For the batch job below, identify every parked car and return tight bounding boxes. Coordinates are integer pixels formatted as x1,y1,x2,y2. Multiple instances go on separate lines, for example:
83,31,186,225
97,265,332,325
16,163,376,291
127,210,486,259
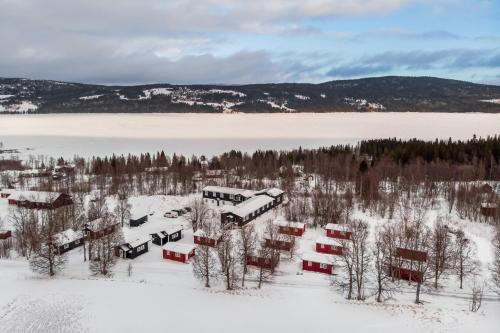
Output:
164,211,179,218
172,208,187,215
184,207,192,213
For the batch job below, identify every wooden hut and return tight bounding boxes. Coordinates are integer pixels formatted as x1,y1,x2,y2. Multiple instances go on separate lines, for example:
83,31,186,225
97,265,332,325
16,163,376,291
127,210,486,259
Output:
52,229,83,254
151,226,183,246
193,229,222,247
325,223,352,240
302,252,336,275
115,239,149,259
162,243,196,263
315,237,344,255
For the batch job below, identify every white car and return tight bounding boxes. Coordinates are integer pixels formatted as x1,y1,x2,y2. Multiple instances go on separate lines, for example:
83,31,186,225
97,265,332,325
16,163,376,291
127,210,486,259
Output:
164,211,179,218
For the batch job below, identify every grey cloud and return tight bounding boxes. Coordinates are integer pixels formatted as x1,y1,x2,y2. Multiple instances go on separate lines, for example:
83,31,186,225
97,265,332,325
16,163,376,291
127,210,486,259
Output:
327,49,500,78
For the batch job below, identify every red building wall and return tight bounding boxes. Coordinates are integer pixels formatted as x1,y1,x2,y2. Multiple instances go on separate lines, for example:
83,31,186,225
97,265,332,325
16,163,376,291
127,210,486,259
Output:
302,260,334,275
194,235,220,247
278,226,305,237
315,243,343,255
163,249,195,263
326,229,351,240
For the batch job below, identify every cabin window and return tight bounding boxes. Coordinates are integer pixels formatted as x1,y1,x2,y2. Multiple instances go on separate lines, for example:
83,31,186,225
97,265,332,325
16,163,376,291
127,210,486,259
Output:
308,261,312,267
137,245,145,252
165,250,170,256
63,244,69,249
75,239,80,245
319,263,327,269
175,252,181,258
229,194,234,200
320,243,324,249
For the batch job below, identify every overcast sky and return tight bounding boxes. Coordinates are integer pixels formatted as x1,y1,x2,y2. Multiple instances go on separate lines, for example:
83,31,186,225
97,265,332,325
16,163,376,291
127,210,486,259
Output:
0,0,499,85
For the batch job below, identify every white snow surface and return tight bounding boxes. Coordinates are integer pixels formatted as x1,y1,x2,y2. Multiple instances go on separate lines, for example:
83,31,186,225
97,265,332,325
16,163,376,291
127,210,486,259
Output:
294,94,310,100
0,101,38,113
79,94,103,100
480,99,500,104
0,194,499,332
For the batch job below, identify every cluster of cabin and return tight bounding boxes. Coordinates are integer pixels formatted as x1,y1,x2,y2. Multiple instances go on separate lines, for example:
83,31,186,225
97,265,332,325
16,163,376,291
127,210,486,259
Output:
202,186,284,226
389,247,428,283
302,223,351,275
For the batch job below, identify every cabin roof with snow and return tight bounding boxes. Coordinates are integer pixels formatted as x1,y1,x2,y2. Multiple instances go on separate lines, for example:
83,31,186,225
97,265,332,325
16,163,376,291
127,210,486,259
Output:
163,225,183,235
193,229,221,238
223,195,275,217
316,236,343,247
203,185,257,198
266,188,284,197
302,252,337,265
325,223,350,232
8,190,65,203
0,188,17,195
53,229,81,245
128,237,150,248
163,242,195,255
274,220,305,229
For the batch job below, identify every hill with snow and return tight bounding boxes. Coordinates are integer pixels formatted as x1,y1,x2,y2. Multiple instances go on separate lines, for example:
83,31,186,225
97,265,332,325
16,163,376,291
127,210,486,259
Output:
1,76,499,113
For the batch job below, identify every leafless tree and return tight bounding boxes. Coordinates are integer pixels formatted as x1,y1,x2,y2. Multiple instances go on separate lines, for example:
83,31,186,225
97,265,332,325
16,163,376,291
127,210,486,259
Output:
217,229,238,290
350,219,370,300
89,211,124,276
492,227,500,294
373,225,396,302
237,224,257,287
469,280,484,312
429,218,453,289
188,198,210,231
29,212,66,276
453,229,478,289
337,237,355,300
114,195,131,228
193,221,220,288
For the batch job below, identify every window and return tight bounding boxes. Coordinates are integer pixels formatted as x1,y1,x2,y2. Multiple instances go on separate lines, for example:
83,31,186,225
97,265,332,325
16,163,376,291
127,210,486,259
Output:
75,239,80,245
229,194,234,200
308,261,312,267
319,263,327,269
175,252,181,258
63,244,69,249
165,250,170,256
320,244,324,249
136,245,145,252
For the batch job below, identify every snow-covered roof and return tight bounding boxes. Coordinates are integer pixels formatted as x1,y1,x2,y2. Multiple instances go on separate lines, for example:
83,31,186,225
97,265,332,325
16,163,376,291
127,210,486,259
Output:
302,252,337,265
8,190,64,203
325,223,350,232
193,229,221,238
85,218,103,231
164,225,183,235
223,195,275,217
128,237,150,248
163,242,196,255
266,188,284,197
316,236,343,247
274,220,305,229
53,229,81,245
0,188,17,195
202,186,257,197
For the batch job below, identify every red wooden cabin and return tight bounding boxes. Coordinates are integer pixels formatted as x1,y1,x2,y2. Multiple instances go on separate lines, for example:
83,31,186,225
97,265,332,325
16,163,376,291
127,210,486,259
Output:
246,253,280,270
163,243,196,263
7,191,72,209
274,220,305,237
480,203,497,217
389,264,423,283
315,237,344,255
302,252,336,275
325,223,352,240
390,247,428,283
193,229,222,247
264,237,293,252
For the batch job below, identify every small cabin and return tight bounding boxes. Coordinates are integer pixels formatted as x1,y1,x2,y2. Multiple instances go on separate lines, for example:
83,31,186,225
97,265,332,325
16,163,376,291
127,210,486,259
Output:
115,239,149,259
193,229,222,247
151,227,183,246
264,237,293,252
302,252,336,275
162,243,196,263
390,247,428,283
246,252,280,270
129,214,148,227
325,223,352,240
274,220,305,237
52,229,83,254
480,203,497,217
0,230,12,240
7,191,73,209
315,237,344,255
83,218,120,240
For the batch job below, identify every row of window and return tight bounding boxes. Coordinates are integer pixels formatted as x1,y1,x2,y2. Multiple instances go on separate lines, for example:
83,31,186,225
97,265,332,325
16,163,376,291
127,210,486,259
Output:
306,261,328,269
164,250,182,258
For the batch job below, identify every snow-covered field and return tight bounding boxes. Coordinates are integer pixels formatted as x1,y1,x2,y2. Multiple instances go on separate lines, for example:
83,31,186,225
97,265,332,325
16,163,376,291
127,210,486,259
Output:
0,194,499,333
1,112,500,158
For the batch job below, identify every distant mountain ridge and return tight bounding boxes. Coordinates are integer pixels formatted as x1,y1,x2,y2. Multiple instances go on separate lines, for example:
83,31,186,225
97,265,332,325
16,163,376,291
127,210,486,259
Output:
1,76,499,113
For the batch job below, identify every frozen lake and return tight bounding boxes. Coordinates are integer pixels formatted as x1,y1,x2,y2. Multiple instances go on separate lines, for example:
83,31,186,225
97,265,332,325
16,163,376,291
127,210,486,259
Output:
1,112,499,158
